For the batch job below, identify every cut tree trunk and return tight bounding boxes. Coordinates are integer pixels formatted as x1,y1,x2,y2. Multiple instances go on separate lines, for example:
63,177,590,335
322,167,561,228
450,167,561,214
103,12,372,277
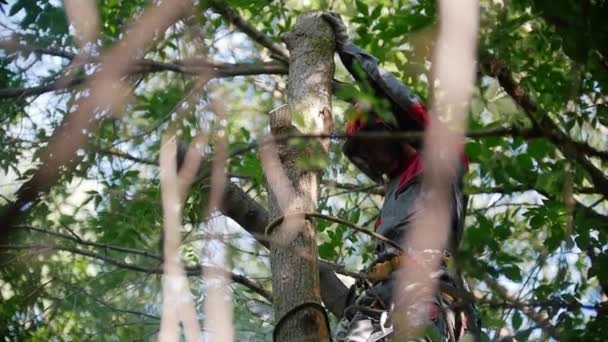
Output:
265,10,335,342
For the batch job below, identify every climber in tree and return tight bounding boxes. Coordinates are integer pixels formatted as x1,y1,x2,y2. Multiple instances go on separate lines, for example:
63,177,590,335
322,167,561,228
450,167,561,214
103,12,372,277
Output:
323,12,473,342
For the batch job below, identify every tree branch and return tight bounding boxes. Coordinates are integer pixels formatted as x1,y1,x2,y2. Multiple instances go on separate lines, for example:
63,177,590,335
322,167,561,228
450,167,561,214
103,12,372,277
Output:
16,224,162,260
58,279,161,320
265,212,403,252
0,76,86,99
0,40,78,59
324,180,600,197
95,147,158,165
0,59,287,99
481,55,608,198
210,3,290,63
468,185,599,195
0,243,271,302
213,127,545,164
484,276,561,339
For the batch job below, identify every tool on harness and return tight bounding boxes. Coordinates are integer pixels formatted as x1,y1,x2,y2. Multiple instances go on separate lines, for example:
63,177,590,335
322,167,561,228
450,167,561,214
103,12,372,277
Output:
366,249,453,283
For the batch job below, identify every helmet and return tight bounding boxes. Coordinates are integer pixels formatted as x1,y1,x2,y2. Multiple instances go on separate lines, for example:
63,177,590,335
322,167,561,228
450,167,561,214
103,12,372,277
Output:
342,104,398,183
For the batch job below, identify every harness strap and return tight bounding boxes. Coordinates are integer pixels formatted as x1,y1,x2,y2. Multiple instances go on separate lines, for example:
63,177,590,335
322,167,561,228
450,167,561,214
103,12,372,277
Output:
273,302,331,341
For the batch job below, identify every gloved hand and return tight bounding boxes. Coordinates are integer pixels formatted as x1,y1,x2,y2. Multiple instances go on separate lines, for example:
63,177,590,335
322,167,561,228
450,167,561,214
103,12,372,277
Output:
321,11,350,50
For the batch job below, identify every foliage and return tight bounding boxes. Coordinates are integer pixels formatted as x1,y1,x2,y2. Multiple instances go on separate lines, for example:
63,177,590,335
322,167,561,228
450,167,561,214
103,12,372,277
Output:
1,0,607,340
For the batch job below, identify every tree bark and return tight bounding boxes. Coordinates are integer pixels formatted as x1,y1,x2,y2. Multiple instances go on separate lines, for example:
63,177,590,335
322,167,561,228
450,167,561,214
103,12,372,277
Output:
265,11,334,342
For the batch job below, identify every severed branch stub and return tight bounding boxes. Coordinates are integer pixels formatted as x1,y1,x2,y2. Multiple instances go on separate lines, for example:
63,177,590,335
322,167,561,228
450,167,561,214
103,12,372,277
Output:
263,10,335,342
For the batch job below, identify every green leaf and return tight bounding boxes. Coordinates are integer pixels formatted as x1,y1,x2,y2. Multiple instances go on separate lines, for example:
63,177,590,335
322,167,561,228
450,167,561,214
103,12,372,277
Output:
370,6,382,20
529,214,544,229
503,265,522,282
40,6,69,35
512,311,523,330
422,325,442,342
319,242,337,260
355,0,368,16
493,97,519,114
515,329,532,341
8,0,25,16
465,142,481,159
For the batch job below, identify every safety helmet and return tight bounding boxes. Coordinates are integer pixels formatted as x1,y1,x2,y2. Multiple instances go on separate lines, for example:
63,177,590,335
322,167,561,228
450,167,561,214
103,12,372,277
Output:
342,104,399,183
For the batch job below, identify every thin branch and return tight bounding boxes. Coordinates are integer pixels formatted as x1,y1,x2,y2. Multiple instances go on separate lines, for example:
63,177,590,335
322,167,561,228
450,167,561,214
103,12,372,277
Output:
265,212,403,253
446,281,602,314
1,43,77,59
1,40,288,75
484,276,560,339
197,265,272,303
93,126,548,172
324,181,600,197
0,60,287,99
16,225,162,260
1,243,161,274
95,147,157,165
0,243,271,302
468,185,599,195
224,127,544,162
567,139,608,161
0,76,86,99
59,280,161,320
210,3,290,63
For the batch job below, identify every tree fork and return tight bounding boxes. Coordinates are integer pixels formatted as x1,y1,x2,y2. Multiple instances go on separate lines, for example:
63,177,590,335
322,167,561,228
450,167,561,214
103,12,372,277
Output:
266,11,335,342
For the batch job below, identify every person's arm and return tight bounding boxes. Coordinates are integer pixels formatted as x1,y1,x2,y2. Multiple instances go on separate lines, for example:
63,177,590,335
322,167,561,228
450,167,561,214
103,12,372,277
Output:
338,43,429,132
322,12,428,133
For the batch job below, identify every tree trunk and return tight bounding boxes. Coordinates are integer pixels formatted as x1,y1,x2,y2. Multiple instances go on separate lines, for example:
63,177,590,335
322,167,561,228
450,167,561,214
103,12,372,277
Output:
220,183,351,318
265,11,334,342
